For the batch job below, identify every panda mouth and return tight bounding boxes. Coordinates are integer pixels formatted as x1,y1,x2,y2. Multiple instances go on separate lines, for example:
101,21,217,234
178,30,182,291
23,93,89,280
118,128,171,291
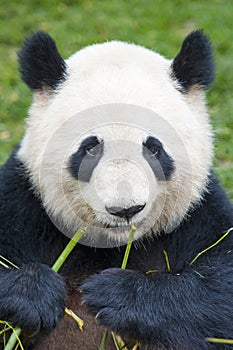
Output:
105,223,131,229
105,219,143,230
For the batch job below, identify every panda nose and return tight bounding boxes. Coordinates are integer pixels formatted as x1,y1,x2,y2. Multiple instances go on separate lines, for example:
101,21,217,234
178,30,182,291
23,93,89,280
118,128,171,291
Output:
106,204,145,220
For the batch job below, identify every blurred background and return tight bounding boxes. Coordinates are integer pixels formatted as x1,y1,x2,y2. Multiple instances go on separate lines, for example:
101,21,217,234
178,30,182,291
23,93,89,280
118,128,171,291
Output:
0,0,232,198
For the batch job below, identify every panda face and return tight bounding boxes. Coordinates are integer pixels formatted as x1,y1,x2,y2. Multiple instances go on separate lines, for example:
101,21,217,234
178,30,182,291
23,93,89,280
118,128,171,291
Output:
67,120,174,230
17,31,214,247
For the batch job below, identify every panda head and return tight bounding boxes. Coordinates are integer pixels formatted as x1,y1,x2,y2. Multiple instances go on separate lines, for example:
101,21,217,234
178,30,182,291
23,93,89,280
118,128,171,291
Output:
17,30,214,247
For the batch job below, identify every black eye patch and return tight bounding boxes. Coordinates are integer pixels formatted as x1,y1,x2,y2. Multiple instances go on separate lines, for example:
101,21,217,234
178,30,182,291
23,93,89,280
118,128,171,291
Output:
143,136,175,180
68,136,104,182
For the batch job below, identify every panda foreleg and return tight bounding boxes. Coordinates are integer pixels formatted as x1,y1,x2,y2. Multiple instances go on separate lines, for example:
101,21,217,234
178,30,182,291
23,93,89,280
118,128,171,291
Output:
81,260,233,349
0,262,66,332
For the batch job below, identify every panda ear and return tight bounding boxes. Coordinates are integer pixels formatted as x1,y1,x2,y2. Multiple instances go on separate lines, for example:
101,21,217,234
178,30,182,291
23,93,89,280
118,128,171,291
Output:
18,31,67,91
171,30,215,91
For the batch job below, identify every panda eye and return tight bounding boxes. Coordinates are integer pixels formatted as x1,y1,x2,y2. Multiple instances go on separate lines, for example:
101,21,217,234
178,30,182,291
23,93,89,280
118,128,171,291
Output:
143,137,162,157
69,135,104,182
148,147,159,157
81,136,102,158
86,146,98,157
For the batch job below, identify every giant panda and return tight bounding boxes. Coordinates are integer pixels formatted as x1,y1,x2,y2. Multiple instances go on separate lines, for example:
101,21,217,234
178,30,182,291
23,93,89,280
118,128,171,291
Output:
0,30,233,350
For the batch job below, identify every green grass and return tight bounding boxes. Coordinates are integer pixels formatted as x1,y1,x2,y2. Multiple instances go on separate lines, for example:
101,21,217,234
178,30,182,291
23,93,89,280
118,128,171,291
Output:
0,0,232,198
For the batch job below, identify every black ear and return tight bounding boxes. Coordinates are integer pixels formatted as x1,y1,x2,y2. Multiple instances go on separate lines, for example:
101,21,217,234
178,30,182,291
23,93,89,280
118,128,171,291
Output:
18,31,67,90
171,30,215,91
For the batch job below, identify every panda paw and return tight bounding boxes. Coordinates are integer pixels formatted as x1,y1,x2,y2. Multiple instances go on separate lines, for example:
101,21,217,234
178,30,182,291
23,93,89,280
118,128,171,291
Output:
0,263,66,332
81,268,146,338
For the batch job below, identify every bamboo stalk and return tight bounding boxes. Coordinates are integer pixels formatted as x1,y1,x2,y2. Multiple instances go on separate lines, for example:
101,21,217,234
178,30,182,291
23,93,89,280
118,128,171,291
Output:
52,229,86,272
3,326,23,350
190,227,233,265
99,329,109,350
206,337,233,344
163,250,171,272
121,225,136,269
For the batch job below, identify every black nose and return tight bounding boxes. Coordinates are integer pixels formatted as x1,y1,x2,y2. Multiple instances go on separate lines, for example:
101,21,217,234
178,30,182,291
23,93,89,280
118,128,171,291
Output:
106,204,145,220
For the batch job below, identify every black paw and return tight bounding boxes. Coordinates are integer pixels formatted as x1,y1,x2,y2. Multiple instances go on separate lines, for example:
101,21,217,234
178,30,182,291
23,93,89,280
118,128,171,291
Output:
81,268,146,338
0,263,66,332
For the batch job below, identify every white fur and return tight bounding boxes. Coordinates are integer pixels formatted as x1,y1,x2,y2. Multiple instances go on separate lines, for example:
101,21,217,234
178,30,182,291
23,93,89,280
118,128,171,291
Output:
18,41,213,247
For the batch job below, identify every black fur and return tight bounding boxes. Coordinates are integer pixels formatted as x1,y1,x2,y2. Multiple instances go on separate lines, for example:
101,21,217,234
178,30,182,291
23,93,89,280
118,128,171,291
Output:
0,149,233,349
172,30,215,91
0,263,66,331
143,136,175,180
18,31,67,90
69,136,104,182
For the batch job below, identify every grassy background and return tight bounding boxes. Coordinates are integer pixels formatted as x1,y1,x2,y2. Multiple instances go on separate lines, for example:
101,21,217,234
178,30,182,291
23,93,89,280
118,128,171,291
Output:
0,0,232,198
